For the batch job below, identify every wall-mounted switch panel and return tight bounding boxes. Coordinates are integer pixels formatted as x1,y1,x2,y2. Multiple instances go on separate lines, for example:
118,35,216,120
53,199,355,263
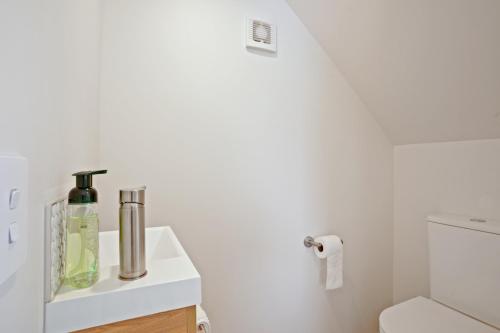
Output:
0,155,28,285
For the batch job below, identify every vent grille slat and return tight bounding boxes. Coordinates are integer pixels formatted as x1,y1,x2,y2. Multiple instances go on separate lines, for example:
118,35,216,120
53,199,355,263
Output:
246,18,277,52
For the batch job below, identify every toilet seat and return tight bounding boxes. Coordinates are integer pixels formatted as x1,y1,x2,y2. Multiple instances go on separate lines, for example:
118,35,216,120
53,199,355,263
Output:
379,297,499,333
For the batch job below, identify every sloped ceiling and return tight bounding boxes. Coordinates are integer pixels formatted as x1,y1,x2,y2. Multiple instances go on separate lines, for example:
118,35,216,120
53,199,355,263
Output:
287,0,500,144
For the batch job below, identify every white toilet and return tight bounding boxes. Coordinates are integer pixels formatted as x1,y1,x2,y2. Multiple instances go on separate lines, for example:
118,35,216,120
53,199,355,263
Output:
380,213,500,333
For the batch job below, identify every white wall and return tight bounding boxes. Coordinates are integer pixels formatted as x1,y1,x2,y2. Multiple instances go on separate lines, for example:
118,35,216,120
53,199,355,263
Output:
0,1,101,331
394,139,500,303
287,0,500,145
99,1,393,332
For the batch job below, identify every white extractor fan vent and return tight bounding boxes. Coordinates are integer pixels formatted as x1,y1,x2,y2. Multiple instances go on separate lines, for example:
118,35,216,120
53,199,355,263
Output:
246,18,277,53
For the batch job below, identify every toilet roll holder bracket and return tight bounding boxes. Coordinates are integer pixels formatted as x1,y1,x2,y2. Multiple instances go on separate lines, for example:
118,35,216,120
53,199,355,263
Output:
304,236,343,253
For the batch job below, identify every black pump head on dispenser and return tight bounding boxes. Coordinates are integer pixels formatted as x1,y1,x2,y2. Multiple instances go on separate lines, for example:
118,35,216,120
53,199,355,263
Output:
68,170,107,204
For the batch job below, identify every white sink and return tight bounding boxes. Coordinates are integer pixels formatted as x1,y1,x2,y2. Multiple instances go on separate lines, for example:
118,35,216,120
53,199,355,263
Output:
44,226,201,333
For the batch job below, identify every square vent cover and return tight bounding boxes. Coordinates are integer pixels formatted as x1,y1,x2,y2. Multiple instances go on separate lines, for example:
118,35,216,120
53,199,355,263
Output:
246,18,277,53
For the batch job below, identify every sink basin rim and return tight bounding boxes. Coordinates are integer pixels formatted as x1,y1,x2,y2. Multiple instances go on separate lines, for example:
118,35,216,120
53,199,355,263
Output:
44,226,201,332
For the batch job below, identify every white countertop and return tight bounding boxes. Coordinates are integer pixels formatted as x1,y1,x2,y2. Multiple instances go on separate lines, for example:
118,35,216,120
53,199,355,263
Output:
44,226,201,332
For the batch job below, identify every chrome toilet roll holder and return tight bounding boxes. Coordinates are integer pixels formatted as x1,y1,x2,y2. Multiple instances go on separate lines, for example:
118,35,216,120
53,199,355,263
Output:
304,236,343,252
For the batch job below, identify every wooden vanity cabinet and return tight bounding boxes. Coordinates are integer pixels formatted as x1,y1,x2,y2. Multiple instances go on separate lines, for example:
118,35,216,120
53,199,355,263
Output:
74,306,196,333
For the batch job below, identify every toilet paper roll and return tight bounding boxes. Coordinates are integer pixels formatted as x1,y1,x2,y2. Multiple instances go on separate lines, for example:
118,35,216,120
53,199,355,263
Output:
313,235,343,290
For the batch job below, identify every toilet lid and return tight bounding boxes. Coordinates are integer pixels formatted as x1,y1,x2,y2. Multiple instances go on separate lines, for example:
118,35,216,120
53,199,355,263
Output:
379,297,499,333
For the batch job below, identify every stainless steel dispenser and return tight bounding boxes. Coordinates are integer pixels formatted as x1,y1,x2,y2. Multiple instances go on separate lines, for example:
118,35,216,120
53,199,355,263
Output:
119,186,147,280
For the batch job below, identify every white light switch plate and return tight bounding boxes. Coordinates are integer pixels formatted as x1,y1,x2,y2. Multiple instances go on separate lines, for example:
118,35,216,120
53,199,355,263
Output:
0,155,28,285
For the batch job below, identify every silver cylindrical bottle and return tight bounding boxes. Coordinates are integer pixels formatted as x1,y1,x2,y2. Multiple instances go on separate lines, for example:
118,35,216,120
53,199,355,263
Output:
119,186,147,280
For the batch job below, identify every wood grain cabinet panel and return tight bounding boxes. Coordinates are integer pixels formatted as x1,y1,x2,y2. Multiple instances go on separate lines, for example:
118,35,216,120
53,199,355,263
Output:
75,306,196,333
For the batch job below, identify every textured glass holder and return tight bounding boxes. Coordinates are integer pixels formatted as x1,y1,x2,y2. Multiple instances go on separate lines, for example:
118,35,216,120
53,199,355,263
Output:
44,199,66,302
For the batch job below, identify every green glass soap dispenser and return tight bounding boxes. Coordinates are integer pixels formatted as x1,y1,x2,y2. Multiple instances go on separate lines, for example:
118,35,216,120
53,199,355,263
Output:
65,170,107,288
